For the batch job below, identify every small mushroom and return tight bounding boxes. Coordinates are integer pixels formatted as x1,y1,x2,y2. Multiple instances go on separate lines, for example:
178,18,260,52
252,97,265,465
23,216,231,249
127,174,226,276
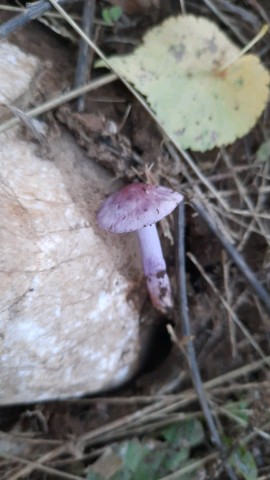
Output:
97,183,183,313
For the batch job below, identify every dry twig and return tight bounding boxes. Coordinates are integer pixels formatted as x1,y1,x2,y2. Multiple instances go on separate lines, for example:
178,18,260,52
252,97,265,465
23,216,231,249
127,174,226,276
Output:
175,202,237,480
187,251,269,363
0,0,79,38
0,73,117,133
74,0,96,112
191,200,270,313
222,252,237,357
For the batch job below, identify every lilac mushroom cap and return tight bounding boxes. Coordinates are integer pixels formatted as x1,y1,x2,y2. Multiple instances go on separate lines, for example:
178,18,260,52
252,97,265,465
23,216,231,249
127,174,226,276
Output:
97,183,184,313
97,183,183,233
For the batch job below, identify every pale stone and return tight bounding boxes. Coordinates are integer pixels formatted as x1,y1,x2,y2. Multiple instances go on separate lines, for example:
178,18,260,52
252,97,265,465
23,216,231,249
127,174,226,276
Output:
0,43,143,404
0,42,38,104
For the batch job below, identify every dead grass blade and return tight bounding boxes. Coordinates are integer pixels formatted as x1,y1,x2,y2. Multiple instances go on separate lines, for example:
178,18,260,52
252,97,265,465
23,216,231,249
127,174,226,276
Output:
191,200,270,312
202,0,248,44
1,446,67,480
0,453,84,480
222,252,237,357
3,356,270,479
222,148,270,248
187,251,270,364
159,452,218,480
0,73,117,133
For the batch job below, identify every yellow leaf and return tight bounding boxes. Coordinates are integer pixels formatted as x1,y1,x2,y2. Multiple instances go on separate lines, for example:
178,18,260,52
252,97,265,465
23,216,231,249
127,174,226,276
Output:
103,15,270,151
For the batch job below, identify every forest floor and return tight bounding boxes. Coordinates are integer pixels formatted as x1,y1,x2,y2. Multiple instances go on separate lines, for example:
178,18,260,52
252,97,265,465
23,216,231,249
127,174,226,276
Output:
0,0,270,479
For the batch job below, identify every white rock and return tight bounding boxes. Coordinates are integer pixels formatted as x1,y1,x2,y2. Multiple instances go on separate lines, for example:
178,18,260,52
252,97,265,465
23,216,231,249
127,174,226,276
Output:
0,43,143,404
0,42,38,104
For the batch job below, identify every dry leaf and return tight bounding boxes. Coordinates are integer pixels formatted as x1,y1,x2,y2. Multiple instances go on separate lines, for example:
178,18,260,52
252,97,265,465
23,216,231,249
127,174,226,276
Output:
101,15,270,151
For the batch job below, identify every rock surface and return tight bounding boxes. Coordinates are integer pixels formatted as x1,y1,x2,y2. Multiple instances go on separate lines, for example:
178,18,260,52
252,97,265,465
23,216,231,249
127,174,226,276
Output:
0,43,143,404
0,41,38,104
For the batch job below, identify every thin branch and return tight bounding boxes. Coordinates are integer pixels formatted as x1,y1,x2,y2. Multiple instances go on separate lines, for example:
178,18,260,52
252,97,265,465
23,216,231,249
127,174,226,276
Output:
222,148,270,248
166,143,270,312
0,0,79,39
202,0,248,45
187,251,269,364
222,252,237,357
5,355,270,479
77,399,167,450
0,4,79,18
74,0,96,112
0,453,83,480
179,0,187,15
211,204,268,240
192,199,270,313
2,447,67,480
176,203,220,443
0,73,117,133
175,202,237,480
159,452,218,480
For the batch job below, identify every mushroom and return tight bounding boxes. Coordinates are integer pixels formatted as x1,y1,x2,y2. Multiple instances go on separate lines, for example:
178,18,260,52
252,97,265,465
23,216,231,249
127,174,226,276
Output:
97,183,183,313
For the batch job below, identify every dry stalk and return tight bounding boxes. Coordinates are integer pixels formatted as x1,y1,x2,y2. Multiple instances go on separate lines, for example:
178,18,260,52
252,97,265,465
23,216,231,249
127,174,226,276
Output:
2,356,270,479
2,446,70,480
202,0,248,44
0,453,84,480
159,452,218,480
211,205,267,239
222,149,270,248
187,251,270,363
74,0,96,112
222,251,237,358
0,73,117,133
0,0,79,38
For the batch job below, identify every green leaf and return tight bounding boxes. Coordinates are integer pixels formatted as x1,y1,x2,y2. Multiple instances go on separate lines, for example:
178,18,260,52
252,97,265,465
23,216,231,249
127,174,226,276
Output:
162,448,190,471
112,440,165,480
145,448,167,472
99,15,270,151
87,448,123,480
160,419,205,448
87,472,104,480
229,446,257,480
225,401,250,423
132,462,157,480
179,419,205,447
102,6,122,25
161,423,181,444
111,469,130,480
256,139,270,162
119,439,148,473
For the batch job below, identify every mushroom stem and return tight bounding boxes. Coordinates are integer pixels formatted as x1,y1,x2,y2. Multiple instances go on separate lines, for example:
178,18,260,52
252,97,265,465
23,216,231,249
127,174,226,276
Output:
137,224,173,313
